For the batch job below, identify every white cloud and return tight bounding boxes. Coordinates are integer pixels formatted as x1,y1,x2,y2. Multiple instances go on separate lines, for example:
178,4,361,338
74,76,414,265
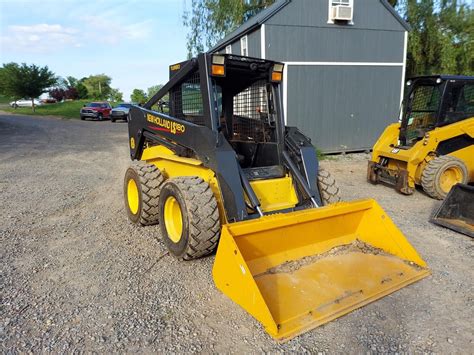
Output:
0,19,152,53
0,23,80,53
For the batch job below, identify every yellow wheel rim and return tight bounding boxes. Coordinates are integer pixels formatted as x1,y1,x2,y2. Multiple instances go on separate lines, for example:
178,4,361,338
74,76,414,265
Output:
439,167,463,193
164,196,183,243
127,179,139,215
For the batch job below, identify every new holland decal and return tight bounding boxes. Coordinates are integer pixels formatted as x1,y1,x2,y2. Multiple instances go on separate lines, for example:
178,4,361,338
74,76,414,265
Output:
146,114,185,135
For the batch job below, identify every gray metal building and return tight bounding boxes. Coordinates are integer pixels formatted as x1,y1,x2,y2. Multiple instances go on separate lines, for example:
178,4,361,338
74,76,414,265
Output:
211,0,409,153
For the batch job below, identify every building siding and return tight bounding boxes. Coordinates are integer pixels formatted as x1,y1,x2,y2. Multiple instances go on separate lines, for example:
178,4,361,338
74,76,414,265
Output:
286,65,402,152
267,0,406,32
265,25,404,63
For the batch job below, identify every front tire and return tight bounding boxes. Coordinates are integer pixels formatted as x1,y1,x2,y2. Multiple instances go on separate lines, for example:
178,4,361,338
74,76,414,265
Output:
124,161,164,225
158,177,220,260
421,155,468,199
98,113,103,121
317,169,341,205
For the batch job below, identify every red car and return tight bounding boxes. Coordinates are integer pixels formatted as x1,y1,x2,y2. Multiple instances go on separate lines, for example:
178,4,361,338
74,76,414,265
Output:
80,102,112,121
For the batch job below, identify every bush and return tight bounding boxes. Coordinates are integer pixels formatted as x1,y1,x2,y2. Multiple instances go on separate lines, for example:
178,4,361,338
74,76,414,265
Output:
49,88,65,102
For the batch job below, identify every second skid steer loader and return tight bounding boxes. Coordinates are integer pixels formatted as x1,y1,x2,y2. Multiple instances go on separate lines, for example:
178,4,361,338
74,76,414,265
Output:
368,75,474,199
123,54,429,341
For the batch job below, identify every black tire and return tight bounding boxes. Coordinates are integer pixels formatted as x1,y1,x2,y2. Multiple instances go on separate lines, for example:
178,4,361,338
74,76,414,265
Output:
158,177,220,260
317,169,341,205
421,155,468,199
111,118,116,123
12,103,18,109
124,161,164,225
80,115,85,120
98,113,103,121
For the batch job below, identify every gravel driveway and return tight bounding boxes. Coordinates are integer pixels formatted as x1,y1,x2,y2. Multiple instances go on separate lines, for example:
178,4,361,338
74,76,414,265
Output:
1,113,473,353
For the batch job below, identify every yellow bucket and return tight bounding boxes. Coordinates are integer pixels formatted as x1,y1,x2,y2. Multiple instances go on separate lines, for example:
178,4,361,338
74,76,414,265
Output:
212,199,429,341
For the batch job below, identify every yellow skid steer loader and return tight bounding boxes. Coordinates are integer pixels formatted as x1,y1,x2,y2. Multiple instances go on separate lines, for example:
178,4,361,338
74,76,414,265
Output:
368,75,474,199
124,54,429,341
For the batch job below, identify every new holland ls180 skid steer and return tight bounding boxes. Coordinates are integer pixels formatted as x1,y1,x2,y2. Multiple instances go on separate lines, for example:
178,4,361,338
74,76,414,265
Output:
368,75,474,199
123,54,429,341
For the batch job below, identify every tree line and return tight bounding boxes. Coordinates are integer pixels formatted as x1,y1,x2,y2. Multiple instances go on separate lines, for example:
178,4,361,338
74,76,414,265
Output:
183,0,473,77
0,62,124,111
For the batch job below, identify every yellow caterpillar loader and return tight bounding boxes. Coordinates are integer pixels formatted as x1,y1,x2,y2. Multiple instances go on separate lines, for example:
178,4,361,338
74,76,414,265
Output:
368,75,474,199
124,54,429,341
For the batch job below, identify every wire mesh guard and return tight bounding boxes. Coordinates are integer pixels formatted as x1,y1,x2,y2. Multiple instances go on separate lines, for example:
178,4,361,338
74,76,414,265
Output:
171,72,205,125
406,84,440,143
232,80,273,143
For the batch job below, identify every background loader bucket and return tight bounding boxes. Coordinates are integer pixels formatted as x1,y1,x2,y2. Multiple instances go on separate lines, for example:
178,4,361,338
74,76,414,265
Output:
212,199,429,341
431,183,474,238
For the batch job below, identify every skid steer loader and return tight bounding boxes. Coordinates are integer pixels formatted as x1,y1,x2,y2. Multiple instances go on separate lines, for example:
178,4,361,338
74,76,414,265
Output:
123,54,429,341
368,75,474,199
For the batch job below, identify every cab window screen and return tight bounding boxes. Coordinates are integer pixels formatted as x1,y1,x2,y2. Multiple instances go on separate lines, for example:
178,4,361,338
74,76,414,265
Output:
442,83,474,124
170,71,204,125
232,80,274,143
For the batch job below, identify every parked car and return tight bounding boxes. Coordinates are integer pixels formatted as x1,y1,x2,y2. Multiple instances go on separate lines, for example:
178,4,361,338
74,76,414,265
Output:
110,103,133,122
80,102,112,121
10,99,43,108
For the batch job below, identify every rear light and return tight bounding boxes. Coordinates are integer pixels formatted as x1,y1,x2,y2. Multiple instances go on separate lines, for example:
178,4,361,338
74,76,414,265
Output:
211,55,226,76
270,63,284,82
271,72,282,81
212,64,225,76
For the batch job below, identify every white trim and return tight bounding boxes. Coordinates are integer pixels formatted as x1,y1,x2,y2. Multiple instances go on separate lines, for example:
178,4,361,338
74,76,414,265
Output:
240,35,248,56
400,31,408,106
283,64,288,124
260,24,266,59
284,61,404,66
225,45,232,54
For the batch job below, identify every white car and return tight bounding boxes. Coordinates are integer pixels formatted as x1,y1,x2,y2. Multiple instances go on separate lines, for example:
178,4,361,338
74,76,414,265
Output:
10,99,43,108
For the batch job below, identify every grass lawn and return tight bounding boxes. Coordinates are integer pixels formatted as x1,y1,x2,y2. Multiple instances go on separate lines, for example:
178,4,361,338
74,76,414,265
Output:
3,100,89,119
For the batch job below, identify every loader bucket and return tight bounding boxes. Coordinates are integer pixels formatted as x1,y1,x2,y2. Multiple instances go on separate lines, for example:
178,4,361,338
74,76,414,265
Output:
431,183,474,238
212,199,429,341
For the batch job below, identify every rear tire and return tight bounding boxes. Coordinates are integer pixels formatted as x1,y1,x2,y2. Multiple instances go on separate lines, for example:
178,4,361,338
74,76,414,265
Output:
317,169,341,205
111,118,116,123
158,177,220,260
421,155,468,200
124,161,164,225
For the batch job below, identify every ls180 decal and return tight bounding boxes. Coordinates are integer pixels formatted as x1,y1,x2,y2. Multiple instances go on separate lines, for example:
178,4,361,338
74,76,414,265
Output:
146,114,185,135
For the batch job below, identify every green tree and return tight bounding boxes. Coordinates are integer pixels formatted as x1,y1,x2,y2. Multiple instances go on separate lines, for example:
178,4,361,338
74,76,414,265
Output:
75,82,89,99
82,74,112,100
109,88,123,102
183,0,275,56
130,89,147,104
147,84,164,99
0,63,57,111
393,0,473,76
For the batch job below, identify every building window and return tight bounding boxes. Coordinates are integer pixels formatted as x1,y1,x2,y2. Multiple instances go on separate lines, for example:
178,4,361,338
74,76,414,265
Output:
328,0,354,24
225,45,232,54
240,35,248,56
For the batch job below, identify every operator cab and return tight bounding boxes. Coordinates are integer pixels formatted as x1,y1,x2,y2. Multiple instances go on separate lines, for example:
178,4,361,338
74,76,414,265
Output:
400,75,474,146
167,54,286,180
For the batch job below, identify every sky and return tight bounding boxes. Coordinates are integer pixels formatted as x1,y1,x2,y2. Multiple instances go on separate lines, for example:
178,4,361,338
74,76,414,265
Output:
0,0,189,100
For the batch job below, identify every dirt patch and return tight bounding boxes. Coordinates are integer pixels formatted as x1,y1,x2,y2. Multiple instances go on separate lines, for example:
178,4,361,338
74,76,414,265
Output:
255,240,425,278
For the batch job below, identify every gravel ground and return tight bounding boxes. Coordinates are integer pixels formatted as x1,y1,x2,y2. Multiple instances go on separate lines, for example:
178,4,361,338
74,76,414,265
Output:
1,113,473,353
